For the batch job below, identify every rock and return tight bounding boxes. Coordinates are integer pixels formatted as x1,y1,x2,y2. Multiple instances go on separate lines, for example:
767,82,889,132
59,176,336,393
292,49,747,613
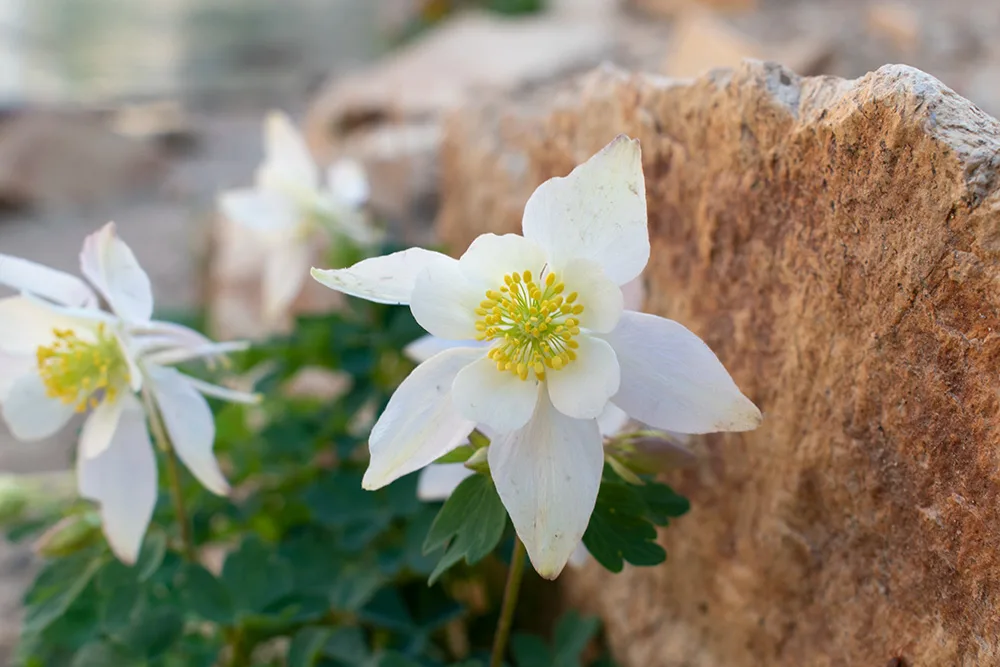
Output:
625,0,756,18
0,111,163,212
437,61,1000,665
664,11,835,78
866,2,922,54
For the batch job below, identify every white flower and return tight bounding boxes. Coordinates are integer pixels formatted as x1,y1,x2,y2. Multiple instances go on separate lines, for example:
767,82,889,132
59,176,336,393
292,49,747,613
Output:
218,111,379,323
0,223,258,564
311,135,761,578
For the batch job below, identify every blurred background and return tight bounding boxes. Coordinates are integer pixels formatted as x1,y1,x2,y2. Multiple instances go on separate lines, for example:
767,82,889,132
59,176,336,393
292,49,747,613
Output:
0,0,996,661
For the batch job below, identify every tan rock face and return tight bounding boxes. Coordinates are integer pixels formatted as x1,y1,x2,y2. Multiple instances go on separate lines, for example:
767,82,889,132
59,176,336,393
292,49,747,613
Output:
437,61,1000,666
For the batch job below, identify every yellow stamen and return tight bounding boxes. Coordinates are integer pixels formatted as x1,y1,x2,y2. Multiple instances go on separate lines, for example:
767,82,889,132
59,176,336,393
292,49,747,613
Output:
35,324,129,412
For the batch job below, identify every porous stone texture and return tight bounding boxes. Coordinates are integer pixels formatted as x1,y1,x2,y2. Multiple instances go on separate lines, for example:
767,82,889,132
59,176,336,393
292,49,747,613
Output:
437,61,1000,666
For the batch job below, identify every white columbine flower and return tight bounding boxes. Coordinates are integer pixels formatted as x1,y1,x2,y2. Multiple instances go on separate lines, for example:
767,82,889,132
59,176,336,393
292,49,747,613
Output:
218,111,379,323
0,223,258,563
311,135,761,578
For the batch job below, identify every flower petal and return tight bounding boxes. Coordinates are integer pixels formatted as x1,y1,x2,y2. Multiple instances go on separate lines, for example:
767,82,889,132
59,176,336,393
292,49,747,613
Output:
404,335,484,364
327,159,370,208
620,275,645,312
263,240,311,324
489,392,603,579
311,248,454,305
0,352,33,402
1,372,75,441
79,397,124,459
0,296,95,353
80,222,154,323
568,542,591,569
218,188,298,232
560,259,623,334
77,392,157,564
0,254,97,307
363,346,482,489
409,257,483,339
458,233,547,290
596,402,630,436
546,335,619,419
260,111,318,189
452,354,540,432
602,311,762,433
521,135,648,285
146,365,229,495
416,463,474,502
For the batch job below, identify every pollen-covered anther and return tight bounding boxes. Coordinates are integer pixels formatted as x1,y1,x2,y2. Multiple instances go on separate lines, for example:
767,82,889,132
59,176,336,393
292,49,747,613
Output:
35,324,130,412
474,269,584,381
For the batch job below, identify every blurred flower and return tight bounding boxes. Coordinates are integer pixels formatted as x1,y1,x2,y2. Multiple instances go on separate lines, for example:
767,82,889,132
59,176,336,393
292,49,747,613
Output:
218,111,380,324
312,135,761,578
0,222,258,563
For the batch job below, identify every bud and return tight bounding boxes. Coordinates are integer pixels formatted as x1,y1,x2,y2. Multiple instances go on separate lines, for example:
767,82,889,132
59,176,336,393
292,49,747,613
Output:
34,513,103,558
463,447,490,475
604,430,697,478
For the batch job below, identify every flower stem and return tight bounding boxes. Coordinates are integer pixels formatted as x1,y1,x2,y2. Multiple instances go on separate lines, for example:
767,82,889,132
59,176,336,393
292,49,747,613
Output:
490,536,527,667
142,388,196,561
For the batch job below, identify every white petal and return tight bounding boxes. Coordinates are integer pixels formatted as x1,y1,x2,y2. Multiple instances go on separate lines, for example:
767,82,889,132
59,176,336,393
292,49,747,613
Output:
311,248,454,305
182,375,261,405
560,259,623,334
0,254,97,308
546,335,619,419
596,402,630,436
409,257,482,340
451,354,540,432
603,311,762,433
620,275,645,312
0,352,33,402
403,335,483,364
568,542,591,569
260,111,318,189
521,135,648,285
141,340,250,367
363,347,482,489
416,464,474,502
218,188,298,232
80,222,154,323
0,296,95,353
146,366,229,495
489,392,603,579
77,392,157,564
457,234,547,290
1,373,75,441
79,397,124,458
327,159,369,208
263,240,312,323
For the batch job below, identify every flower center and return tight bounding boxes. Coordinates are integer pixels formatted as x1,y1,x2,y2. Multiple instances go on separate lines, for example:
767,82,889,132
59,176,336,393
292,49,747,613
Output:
36,324,130,412
475,270,585,381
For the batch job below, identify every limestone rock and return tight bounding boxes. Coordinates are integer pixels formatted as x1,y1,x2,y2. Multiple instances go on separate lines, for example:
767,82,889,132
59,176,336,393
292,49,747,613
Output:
437,61,1000,666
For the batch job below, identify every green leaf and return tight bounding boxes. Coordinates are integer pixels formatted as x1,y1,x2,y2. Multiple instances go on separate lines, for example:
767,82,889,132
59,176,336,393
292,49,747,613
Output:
378,652,422,667
422,474,507,585
22,551,106,635
552,611,600,665
221,536,294,615
433,445,476,464
119,605,184,658
322,626,371,664
99,581,141,635
328,563,385,611
176,563,234,624
70,641,140,667
582,482,666,573
135,530,168,581
288,627,332,667
510,635,552,667
635,482,690,526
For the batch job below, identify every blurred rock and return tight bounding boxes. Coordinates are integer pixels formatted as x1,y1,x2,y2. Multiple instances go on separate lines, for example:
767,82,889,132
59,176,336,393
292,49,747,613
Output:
0,111,163,213
625,0,755,18
109,100,200,156
867,2,922,54
437,61,1000,665
664,11,835,78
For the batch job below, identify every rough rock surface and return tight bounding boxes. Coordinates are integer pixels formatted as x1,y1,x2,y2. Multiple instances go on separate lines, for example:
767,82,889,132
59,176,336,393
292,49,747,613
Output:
437,61,1000,666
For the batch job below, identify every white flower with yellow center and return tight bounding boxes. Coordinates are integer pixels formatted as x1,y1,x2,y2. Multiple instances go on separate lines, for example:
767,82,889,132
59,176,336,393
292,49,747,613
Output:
311,135,762,578
0,223,257,564
218,111,379,323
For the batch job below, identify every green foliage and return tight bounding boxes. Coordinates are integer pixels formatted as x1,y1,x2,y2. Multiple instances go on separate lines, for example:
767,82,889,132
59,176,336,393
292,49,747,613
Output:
582,467,690,573
511,611,601,667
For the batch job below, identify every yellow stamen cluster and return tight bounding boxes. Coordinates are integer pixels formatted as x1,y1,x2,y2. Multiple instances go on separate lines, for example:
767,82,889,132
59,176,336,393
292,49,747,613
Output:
36,324,129,412
475,269,585,381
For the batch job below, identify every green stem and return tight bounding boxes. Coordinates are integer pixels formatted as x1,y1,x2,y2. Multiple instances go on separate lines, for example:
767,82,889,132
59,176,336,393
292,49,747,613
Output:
490,537,527,667
142,388,196,561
